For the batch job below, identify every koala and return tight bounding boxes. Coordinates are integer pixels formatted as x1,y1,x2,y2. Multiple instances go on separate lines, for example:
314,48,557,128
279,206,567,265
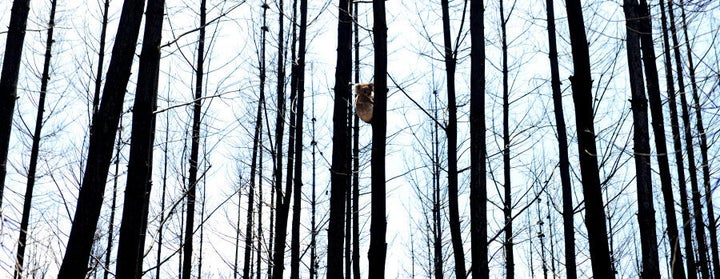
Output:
354,83,374,123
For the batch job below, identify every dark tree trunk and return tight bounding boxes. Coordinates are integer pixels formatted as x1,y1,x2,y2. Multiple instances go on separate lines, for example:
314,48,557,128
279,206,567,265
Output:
0,0,31,207
289,0,308,276
635,0,686,277
104,120,123,279
440,0,466,276
156,93,171,279
667,1,710,277
114,0,165,275
58,0,146,275
499,1,513,278
244,5,269,275
352,4,361,279
545,1,577,278
92,0,110,116
679,2,720,276
432,89,443,279
310,80,317,279
623,2,661,277
368,0,387,276
181,0,207,276
327,0,352,277
658,1,696,277
13,1,57,276
562,1,615,278
470,0,488,278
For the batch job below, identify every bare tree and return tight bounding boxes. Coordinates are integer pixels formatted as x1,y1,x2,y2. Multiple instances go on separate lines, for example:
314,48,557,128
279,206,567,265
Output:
563,0,614,277
470,0,487,277
58,0,146,275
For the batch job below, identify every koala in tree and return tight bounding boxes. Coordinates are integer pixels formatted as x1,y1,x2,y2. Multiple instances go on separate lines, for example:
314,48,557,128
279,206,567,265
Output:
354,83,374,123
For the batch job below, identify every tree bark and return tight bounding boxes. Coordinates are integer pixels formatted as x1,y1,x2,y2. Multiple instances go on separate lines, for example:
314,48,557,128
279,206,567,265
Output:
0,0,32,207
563,1,615,278
352,4,361,279
545,1,577,278
499,1,514,277
13,1,57,276
57,0,146,275
623,2,661,277
114,0,165,275
327,0,352,276
440,0,466,276
181,0,206,276
658,0,696,277
368,0,387,276
679,2,720,276
289,0,308,276
470,0,488,278
634,0,687,277
667,1,710,277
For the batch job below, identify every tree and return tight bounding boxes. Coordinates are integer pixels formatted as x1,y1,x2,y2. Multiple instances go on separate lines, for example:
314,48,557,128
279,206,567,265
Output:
114,0,165,275
499,1,514,277
544,0,576,277
667,1,710,277
327,0,353,276
622,1,660,277
440,0,466,276
181,0,207,276
58,0,146,275
0,0,32,207
470,0,487,277
635,0,686,277
658,0,696,277
368,0,387,276
13,0,57,276
563,0,614,277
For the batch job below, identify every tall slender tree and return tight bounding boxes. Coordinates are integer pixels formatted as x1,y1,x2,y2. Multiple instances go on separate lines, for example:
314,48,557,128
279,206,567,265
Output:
679,2,720,276
58,0,147,275
114,0,165,275
470,0,488,278
563,0,614,277
658,0,696,277
327,0,353,276
352,3,361,279
289,0,308,276
0,0,32,207
622,1,660,277
499,1,514,277
182,0,207,276
368,0,387,276
634,0,686,277
440,0,466,276
13,0,57,276
545,0,576,277
667,1,710,277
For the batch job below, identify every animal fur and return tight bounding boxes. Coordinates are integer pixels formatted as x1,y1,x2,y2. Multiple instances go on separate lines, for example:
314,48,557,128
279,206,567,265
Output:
354,83,374,123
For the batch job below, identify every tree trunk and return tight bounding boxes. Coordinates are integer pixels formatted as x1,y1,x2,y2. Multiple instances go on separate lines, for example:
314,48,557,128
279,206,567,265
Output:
634,0,686,277
623,2,661,277
13,1,57,275
432,89,443,279
470,0,488,278
658,1,696,277
327,0,352,276
563,1,615,278
181,0,206,276
667,1,710,277
58,0,146,275
352,3,361,279
156,93,171,279
114,0,165,275
310,77,318,279
679,2,720,276
244,5,269,274
545,1,577,278
499,1,514,278
289,0,308,276
440,0,466,276
368,0,387,276
92,0,110,116
0,0,31,207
